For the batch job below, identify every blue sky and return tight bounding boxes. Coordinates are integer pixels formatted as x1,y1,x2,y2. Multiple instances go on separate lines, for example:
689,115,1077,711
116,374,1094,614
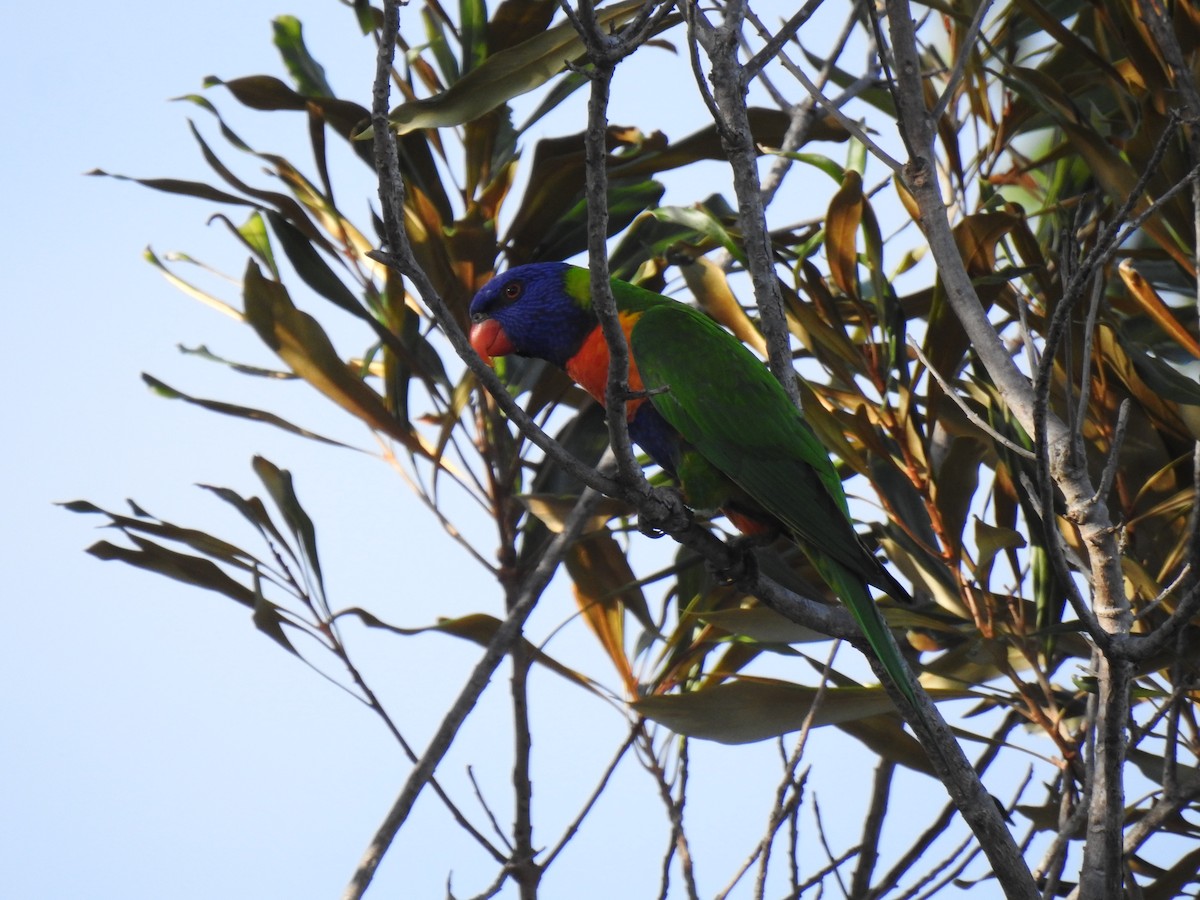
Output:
3,4,1048,898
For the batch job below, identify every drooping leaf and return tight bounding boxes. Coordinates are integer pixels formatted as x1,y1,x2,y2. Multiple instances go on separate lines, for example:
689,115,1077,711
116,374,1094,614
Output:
341,609,601,694
826,169,865,300
677,254,768,357
634,677,930,749
142,374,356,448
241,260,450,465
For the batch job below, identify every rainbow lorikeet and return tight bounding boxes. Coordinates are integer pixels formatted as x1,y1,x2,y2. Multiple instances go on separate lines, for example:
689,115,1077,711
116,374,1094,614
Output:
469,262,917,704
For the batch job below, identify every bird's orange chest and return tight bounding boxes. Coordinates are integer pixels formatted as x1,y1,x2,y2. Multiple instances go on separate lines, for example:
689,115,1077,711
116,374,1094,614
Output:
564,313,648,422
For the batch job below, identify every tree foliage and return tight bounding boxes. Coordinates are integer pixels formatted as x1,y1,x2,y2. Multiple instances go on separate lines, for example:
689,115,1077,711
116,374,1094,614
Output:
73,1,1200,898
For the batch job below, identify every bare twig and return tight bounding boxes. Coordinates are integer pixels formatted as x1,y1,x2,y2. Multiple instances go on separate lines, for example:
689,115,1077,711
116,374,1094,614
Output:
340,487,607,899
467,765,514,853
1090,399,1131,509
777,847,859,900
685,0,802,404
907,337,1037,460
646,731,700,900
541,726,639,871
509,633,538,897
811,794,854,897
715,641,838,900
1071,276,1107,468
850,760,895,898
745,2,868,207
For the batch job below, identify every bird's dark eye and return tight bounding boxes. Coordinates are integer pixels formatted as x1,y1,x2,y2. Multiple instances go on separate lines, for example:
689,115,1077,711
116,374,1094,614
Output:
503,281,523,302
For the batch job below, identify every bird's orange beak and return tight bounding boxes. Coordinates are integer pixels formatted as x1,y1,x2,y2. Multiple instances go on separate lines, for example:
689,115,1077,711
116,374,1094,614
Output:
469,318,515,366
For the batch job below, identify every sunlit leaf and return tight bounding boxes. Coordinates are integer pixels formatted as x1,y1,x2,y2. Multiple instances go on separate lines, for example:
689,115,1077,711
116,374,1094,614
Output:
241,261,451,466
677,254,768,357
1117,260,1200,361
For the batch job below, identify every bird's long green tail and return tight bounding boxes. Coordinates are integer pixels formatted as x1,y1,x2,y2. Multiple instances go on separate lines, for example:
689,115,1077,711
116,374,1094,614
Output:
813,554,917,707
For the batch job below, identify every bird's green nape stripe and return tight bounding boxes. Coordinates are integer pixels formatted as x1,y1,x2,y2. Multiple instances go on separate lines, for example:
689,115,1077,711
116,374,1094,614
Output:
562,267,594,308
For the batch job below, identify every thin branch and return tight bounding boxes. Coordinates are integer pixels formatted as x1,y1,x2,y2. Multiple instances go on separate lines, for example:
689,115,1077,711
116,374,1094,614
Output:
743,0,823,79
811,794,854,898
871,713,1020,899
646,731,700,900
779,847,859,899
1071,276,1107,468
850,760,895,898
907,337,1037,459
578,56,643,488
746,2,870,208
541,725,639,871
1033,777,1085,899
339,485,607,900
509,628,538,898
1090,399,1131,509
716,641,838,900
685,0,801,404
782,31,906,174
467,765,515,853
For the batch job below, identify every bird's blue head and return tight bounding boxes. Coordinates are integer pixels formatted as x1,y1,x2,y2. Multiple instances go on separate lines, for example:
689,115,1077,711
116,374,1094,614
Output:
468,262,597,369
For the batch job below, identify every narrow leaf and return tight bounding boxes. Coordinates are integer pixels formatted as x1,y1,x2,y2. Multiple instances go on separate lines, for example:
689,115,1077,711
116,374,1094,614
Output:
385,0,652,134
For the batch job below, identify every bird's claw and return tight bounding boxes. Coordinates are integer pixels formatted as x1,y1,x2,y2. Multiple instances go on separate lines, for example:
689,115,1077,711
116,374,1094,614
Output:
709,540,758,586
637,486,691,538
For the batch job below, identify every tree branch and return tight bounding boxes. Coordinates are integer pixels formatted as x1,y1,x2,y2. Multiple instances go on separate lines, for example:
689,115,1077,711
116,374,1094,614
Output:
685,0,801,404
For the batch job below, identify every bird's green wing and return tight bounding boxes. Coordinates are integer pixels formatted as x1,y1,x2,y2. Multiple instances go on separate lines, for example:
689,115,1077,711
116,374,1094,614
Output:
629,302,878,584
629,300,916,703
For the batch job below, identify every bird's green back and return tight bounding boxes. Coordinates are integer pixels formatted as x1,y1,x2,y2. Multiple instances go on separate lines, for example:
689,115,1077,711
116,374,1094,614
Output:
628,302,880,579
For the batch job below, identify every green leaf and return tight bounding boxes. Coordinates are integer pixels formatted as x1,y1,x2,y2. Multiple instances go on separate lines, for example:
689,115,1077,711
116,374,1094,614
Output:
532,180,665,263
652,205,743,262
760,149,845,183
973,518,1026,590
272,16,333,97
198,486,295,568
252,582,301,656
88,168,252,207
265,211,360,312
142,247,243,321
459,0,487,75
697,607,827,644
421,7,460,86
65,499,259,570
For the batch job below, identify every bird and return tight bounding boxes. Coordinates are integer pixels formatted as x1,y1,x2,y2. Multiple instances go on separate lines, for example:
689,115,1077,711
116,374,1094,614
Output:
468,261,918,705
